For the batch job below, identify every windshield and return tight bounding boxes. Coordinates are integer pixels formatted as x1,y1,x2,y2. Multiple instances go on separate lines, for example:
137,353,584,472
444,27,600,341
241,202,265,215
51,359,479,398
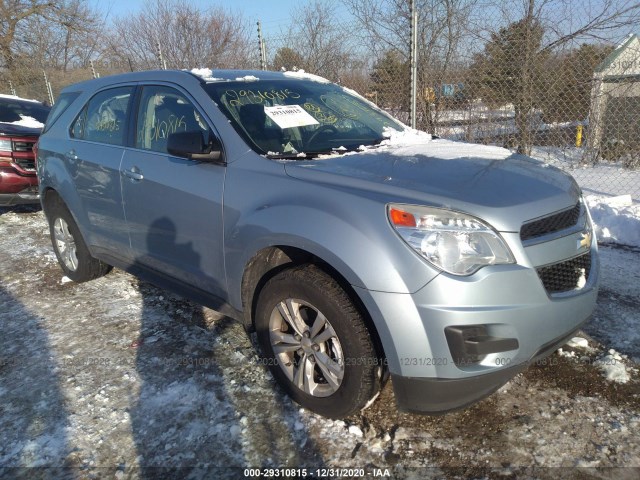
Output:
203,79,404,157
0,98,50,124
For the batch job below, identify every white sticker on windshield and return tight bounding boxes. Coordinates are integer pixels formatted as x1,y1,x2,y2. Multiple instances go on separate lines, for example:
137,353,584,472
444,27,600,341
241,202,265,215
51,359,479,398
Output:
264,105,319,129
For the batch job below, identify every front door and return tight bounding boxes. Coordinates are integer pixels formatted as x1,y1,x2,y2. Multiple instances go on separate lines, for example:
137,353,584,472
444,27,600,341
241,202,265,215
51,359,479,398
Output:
120,84,226,299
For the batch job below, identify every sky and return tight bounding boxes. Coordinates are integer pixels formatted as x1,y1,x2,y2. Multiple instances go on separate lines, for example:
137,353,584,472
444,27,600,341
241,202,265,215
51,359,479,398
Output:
93,0,353,38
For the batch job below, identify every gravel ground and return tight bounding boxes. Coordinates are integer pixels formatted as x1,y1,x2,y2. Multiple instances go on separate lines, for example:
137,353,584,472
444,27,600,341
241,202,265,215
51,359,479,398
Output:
0,205,639,479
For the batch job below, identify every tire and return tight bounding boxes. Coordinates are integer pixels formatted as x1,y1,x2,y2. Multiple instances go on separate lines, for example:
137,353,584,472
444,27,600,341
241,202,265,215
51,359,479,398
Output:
255,264,381,418
47,196,112,283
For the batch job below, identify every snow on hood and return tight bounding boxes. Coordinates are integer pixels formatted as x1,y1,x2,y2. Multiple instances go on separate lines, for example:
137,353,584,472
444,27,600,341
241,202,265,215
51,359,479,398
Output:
0,115,44,129
360,126,513,161
586,194,640,248
282,69,331,84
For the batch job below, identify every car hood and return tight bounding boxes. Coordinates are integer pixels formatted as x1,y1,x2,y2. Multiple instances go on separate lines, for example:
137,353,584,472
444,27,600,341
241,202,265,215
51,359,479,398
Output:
0,122,42,136
283,138,581,232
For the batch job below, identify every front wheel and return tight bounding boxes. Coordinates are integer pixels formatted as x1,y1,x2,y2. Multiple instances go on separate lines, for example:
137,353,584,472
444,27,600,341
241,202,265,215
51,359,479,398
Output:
255,265,382,418
47,196,111,282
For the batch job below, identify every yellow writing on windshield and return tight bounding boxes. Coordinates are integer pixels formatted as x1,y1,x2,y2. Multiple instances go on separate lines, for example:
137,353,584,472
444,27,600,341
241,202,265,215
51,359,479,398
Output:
302,102,338,124
227,89,301,107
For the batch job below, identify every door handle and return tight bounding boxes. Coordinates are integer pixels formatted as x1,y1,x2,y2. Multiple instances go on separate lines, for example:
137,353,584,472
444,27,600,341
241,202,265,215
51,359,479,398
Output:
65,150,77,161
123,167,144,181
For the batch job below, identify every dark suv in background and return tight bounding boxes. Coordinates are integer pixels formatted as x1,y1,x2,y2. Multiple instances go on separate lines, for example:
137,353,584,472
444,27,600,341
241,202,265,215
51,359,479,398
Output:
0,94,50,206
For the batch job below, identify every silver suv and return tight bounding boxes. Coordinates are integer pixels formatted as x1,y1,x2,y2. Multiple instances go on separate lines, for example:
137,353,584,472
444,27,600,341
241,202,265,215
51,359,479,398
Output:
37,69,599,418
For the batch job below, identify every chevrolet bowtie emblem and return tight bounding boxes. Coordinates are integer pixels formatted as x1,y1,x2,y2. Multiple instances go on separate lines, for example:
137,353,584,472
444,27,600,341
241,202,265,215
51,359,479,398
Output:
578,230,592,250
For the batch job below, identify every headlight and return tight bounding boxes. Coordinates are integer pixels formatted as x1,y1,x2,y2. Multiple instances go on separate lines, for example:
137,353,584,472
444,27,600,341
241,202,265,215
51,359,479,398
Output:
388,204,515,275
0,139,12,152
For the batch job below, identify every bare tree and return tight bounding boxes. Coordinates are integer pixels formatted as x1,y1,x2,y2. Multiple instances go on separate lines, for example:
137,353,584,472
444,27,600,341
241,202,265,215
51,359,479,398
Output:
467,0,640,154
15,0,103,72
346,0,476,131
105,0,253,71
281,0,357,81
1,0,104,100
0,0,60,70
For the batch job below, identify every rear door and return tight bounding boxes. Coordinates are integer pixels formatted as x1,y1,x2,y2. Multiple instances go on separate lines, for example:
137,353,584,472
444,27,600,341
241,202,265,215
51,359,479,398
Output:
67,85,135,256
120,84,226,299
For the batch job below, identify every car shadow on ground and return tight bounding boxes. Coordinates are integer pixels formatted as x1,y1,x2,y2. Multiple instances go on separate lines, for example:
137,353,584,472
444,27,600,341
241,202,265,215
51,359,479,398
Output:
129,217,325,477
0,285,72,478
0,204,41,216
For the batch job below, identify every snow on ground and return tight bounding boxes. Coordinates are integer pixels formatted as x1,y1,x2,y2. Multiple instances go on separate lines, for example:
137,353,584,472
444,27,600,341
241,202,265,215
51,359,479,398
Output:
0,144,639,479
586,195,640,248
532,146,640,203
595,350,634,384
0,206,639,477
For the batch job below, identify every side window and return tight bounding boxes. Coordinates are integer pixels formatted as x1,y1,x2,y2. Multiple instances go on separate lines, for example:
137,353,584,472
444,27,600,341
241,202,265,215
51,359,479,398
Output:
42,91,80,134
135,85,209,154
70,87,134,146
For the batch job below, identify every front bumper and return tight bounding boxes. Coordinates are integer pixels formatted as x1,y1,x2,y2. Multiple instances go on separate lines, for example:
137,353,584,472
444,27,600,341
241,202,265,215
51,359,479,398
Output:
354,240,599,414
0,186,40,206
0,169,39,206
391,323,585,414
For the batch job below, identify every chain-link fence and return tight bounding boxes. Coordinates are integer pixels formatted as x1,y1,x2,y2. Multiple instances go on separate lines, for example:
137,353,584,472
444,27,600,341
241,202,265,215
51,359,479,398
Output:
259,14,640,202
3,2,639,202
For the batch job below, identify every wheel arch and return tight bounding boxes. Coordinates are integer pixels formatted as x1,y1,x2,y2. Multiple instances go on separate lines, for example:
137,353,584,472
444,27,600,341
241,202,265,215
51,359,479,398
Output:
240,245,388,367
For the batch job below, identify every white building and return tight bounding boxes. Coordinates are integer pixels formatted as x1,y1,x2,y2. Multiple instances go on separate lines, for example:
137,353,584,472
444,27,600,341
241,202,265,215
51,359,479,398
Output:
588,34,640,166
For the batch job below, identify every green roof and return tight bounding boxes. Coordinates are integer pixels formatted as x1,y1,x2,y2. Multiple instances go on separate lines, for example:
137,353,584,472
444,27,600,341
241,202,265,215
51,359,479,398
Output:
595,34,638,74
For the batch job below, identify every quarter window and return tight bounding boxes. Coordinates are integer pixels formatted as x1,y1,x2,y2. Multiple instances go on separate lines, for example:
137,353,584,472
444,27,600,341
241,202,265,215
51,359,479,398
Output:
135,85,209,154
42,91,80,134
70,87,134,146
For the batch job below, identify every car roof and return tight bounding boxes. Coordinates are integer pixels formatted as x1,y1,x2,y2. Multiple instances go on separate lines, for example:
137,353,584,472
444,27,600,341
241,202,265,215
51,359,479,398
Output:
61,69,327,94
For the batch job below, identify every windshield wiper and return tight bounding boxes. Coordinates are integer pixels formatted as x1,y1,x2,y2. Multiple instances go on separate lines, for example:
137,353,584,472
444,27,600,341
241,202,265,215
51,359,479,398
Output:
266,151,338,160
266,141,386,160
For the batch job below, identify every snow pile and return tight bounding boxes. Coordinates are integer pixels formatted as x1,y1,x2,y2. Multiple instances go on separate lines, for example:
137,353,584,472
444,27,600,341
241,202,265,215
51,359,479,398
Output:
381,126,432,144
566,337,590,349
0,115,44,129
368,126,513,161
282,69,331,84
235,75,259,82
188,68,223,82
586,194,640,248
595,349,631,384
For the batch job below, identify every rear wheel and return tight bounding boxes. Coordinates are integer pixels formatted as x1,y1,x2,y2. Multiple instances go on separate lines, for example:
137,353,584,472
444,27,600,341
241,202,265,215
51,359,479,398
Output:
47,196,111,282
255,264,381,418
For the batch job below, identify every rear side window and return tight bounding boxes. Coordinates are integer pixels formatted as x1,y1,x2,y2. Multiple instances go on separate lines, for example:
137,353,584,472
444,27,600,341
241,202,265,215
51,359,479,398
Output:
42,92,80,134
70,87,134,146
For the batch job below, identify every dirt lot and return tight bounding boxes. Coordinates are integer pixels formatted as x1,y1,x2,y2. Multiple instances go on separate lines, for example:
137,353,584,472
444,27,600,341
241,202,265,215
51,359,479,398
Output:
1,205,639,479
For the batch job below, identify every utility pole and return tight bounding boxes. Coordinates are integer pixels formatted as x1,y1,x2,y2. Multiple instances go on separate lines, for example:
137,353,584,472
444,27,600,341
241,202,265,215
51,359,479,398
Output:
89,60,100,79
409,0,418,129
42,69,55,105
156,40,167,70
257,21,267,70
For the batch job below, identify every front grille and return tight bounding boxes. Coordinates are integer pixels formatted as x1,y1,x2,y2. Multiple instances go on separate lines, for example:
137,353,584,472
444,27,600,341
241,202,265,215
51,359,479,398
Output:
12,140,35,152
520,202,581,241
536,252,591,294
14,158,36,171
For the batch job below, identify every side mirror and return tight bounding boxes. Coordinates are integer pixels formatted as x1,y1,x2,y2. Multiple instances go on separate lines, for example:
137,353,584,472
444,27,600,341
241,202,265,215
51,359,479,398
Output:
167,131,225,164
